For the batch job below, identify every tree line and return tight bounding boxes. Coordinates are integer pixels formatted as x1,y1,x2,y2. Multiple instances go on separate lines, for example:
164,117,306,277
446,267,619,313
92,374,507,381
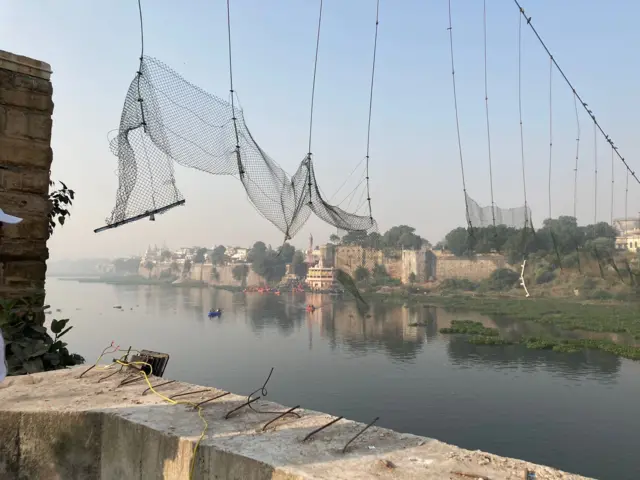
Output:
331,225,428,250
441,216,618,265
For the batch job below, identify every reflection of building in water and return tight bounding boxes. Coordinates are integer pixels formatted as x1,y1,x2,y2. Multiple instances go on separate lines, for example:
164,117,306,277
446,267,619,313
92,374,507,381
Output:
321,303,427,360
305,257,339,291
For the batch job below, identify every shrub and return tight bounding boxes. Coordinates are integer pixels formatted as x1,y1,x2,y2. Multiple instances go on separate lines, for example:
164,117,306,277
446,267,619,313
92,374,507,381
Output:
536,270,556,284
1,298,84,376
440,278,478,291
587,289,613,300
354,266,370,282
487,268,520,291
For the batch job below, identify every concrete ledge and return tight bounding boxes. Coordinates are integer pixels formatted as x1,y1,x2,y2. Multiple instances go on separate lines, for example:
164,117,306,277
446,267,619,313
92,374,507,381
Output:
0,50,52,80
0,367,591,479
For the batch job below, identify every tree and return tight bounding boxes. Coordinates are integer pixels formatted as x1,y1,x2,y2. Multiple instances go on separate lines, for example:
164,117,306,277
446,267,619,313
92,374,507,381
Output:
329,234,341,244
279,243,295,264
232,264,249,286
444,227,471,256
354,265,370,282
372,264,387,279
383,225,424,250
291,250,308,277
210,245,227,265
144,260,154,279
183,259,192,274
248,241,267,262
193,248,207,264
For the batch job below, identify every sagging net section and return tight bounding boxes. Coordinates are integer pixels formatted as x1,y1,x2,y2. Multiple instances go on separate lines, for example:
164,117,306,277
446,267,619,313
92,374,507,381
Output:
103,56,377,238
466,194,531,229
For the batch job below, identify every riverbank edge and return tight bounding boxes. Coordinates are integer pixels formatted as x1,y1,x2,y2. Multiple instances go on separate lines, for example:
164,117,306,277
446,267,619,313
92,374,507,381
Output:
0,367,591,480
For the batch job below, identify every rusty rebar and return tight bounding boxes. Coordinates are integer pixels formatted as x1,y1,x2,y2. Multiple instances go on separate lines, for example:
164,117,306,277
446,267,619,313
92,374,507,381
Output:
98,368,122,382
118,375,144,387
78,364,96,378
193,391,230,409
142,380,176,396
342,417,379,454
169,389,210,400
225,396,261,419
302,416,344,442
262,406,300,431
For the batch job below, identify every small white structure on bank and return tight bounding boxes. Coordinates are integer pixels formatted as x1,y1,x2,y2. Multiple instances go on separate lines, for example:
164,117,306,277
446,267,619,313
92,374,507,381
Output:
614,215,640,251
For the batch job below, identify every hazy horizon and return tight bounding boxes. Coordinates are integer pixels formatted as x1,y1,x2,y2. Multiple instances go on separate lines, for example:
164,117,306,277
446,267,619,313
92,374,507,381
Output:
2,0,638,260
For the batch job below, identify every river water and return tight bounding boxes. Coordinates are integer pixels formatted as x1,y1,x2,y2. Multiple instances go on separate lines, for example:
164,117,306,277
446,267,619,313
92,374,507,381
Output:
46,278,640,480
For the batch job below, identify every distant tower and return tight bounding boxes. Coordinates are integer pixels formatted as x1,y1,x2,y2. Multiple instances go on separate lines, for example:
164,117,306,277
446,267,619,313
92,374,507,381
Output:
306,233,314,264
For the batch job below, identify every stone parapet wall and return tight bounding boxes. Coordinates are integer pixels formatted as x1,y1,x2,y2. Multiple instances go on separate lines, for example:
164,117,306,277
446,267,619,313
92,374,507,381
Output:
334,246,507,284
0,367,590,480
434,254,507,281
0,50,53,304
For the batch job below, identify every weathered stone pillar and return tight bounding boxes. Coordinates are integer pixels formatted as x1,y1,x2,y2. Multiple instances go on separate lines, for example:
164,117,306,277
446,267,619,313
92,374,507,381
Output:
0,50,53,307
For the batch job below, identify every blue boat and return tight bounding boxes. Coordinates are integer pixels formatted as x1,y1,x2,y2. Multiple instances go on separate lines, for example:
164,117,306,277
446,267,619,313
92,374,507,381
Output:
208,308,222,318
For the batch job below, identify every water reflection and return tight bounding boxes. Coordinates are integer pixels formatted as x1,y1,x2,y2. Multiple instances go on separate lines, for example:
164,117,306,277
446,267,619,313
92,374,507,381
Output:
139,289,621,380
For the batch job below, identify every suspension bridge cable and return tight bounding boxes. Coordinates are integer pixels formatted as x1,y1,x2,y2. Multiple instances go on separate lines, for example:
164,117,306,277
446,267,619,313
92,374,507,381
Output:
594,122,598,224
610,144,615,225
548,55,553,220
307,0,323,158
573,92,580,218
625,169,629,236
226,0,244,177
447,0,472,231
513,0,639,186
363,0,380,222
135,0,157,209
483,0,496,229
517,12,529,228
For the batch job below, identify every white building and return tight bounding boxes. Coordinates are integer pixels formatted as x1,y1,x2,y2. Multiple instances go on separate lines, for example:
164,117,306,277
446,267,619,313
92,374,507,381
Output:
614,216,640,251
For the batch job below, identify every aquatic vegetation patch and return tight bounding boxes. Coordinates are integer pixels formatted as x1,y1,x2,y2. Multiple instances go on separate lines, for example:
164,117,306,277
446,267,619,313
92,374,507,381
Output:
439,320,500,336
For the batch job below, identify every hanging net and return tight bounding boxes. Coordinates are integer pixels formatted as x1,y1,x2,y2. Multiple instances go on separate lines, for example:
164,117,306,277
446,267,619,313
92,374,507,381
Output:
99,56,377,239
466,194,531,229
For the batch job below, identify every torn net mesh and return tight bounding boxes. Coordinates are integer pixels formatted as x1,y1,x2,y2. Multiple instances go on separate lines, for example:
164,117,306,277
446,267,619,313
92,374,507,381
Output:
105,56,377,239
466,194,531,229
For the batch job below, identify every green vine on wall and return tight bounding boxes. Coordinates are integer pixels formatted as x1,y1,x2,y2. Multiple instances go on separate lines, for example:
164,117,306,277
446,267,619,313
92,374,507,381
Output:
1,298,84,375
48,180,75,236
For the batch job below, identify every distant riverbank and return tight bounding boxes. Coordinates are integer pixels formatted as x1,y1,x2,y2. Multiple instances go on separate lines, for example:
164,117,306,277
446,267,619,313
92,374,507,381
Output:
56,275,205,287
54,275,249,291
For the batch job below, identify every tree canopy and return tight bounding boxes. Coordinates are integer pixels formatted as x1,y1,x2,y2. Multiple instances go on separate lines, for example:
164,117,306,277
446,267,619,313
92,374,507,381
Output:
338,225,427,250
442,216,618,265
248,241,297,283
209,245,228,265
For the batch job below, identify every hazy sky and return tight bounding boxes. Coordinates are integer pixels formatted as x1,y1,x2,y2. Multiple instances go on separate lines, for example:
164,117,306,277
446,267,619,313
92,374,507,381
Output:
1,0,638,260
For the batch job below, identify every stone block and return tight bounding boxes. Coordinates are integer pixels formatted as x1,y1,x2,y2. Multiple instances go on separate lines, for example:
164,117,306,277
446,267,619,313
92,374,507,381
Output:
19,411,102,480
0,69,52,95
0,191,48,217
0,411,20,479
0,238,48,260
2,260,46,288
0,88,53,113
0,106,52,141
1,215,49,240
0,167,50,194
0,136,53,169
0,50,52,81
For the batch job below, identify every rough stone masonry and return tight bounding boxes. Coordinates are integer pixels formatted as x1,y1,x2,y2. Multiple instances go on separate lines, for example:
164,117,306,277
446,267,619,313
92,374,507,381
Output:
0,50,53,307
